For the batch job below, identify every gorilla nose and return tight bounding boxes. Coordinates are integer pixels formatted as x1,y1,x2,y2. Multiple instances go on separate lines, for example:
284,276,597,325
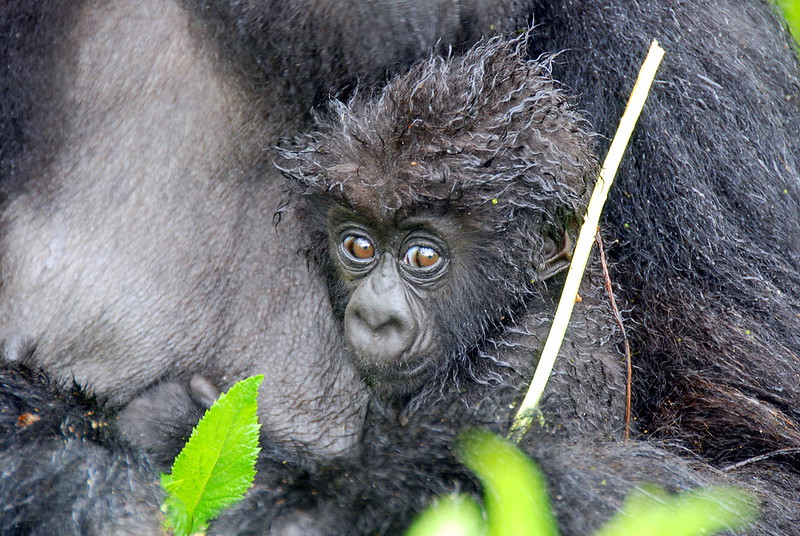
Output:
344,290,417,365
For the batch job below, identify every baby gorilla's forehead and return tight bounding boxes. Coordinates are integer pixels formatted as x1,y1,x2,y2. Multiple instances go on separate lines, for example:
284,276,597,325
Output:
327,200,474,240
328,164,484,220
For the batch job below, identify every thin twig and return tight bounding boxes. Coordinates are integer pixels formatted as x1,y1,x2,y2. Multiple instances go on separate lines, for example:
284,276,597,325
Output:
595,232,632,441
507,40,665,442
720,448,800,472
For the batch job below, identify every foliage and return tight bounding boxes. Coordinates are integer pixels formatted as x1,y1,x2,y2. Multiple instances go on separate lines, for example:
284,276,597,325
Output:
406,494,485,536
459,430,558,536
776,0,800,45
161,375,263,536
407,430,759,536
595,484,758,536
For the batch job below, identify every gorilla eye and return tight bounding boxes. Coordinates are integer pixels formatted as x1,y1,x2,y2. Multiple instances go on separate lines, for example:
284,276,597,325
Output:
403,245,441,268
342,235,375,261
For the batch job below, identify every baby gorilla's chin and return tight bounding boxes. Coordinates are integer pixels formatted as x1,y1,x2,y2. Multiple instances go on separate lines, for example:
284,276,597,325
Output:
352,352,438,399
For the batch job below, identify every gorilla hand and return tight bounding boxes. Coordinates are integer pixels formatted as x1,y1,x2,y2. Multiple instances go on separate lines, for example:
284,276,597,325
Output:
117,375,220,469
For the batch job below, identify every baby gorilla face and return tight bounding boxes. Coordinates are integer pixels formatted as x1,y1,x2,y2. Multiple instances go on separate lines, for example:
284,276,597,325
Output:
327,208,453,397
325,198,575,401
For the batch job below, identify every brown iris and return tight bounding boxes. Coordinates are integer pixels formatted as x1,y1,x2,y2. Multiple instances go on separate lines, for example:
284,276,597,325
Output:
342,235,375,260
403,245,440,268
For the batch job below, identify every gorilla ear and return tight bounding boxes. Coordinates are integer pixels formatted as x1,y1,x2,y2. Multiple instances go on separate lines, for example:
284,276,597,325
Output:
538,232,572,280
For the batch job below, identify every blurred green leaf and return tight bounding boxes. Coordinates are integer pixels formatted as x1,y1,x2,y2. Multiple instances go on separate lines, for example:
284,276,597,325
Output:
776,0,800,45
405,494,486,536
459,429,559,536
407,429,759,536
161,375,263,536
595,484,759,536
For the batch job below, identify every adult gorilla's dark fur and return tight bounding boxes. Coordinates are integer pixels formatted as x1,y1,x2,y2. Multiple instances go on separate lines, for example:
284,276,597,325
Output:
1,1,799,535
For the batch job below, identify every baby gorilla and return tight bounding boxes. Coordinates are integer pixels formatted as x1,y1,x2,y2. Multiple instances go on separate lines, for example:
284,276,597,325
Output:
223,36,793,535
244,36,639,534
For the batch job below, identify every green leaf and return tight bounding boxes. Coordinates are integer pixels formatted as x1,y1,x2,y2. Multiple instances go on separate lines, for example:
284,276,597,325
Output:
775,0,800,46
407,429,759,536
405,494,486,536
161,375,263,536
594,484,759,536
458,429,559,536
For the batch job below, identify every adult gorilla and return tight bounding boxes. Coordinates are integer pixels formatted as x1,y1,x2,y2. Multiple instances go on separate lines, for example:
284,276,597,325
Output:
1,1,799,534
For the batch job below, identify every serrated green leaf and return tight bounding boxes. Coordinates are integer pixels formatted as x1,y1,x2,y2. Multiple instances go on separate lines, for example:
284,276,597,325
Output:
161,375,263,536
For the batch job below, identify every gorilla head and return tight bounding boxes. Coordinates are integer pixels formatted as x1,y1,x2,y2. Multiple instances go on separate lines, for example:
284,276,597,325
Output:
278,38,597,400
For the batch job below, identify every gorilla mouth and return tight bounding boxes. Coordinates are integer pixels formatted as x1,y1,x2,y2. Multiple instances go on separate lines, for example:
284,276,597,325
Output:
351,349,437,397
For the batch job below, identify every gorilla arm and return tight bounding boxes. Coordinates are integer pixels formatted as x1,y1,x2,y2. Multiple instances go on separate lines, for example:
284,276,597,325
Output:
0,365,164,535
0,0,367,459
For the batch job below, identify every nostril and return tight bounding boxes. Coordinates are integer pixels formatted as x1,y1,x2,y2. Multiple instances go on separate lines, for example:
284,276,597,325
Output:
354,305,406,335
345,301,417,365
376,317,404,337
